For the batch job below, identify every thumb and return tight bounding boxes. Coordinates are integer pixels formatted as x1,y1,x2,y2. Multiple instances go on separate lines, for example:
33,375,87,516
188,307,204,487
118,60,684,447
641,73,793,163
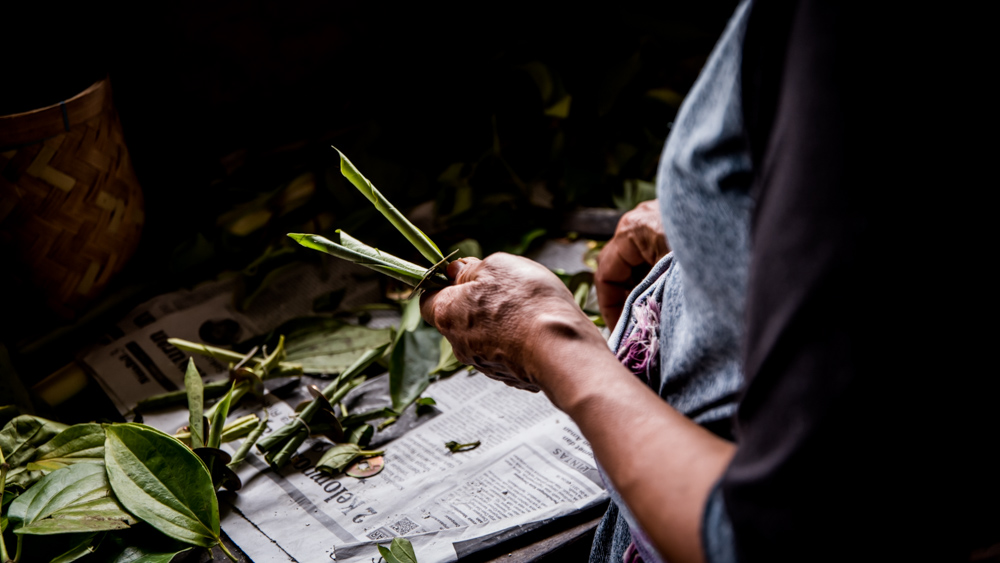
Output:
446,256,481,282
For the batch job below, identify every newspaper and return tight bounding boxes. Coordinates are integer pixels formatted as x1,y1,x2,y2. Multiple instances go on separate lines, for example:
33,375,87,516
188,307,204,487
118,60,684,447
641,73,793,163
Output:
80,242,608,563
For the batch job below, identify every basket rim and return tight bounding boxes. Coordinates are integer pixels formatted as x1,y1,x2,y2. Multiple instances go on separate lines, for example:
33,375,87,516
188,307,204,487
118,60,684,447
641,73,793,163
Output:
0,78,110,149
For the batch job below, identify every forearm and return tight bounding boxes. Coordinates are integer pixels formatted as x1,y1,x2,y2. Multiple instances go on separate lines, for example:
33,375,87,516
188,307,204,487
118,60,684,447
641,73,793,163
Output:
529,320,734,563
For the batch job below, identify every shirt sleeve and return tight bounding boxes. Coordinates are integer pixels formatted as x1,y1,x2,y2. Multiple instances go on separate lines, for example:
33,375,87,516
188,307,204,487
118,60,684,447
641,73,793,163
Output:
722,1,998,561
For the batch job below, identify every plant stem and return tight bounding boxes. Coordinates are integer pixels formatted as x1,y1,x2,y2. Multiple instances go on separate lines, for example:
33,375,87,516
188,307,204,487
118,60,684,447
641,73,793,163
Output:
218,540,238,562
136,380,231,411
175,414,259,445
204,383,249,420
287,234,447,288
229,414,268,468
167,339,302,377
1,453,9,563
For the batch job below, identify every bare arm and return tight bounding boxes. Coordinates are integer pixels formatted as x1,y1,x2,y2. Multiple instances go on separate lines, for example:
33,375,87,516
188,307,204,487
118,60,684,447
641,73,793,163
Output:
421,255,733,563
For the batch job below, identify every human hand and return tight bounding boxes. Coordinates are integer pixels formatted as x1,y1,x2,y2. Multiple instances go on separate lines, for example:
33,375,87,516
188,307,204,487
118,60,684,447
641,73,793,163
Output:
420,253,605,394
595,200,669,329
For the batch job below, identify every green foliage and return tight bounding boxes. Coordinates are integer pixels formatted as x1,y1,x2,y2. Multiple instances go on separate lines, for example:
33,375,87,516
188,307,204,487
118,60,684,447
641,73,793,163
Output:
24,423,105,473
287,233,447,289
346,424,374,447
90,528,192,563
316,444,383,474
378,537,418,563
389,325,441,413
333,147,445,266
228,414,268,468
184,359,205,450
256,343,388,469
49,533,103,563
277,317,393,375
206,386,234,450
1,415,69,489
103,424,221,549
430,338,463,375
7,463,135,535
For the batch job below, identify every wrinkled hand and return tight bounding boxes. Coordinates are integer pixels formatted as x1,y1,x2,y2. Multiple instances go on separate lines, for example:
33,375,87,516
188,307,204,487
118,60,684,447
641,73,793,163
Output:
595,200,670,329
420,253,604,394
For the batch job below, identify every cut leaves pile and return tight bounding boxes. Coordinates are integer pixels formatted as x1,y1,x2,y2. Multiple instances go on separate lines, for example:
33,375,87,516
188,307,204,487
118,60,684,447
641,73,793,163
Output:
0,150,478,563
0,416,234,563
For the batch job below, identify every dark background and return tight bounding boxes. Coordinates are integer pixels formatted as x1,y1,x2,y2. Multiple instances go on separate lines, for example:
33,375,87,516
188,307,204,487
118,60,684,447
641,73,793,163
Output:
2,0,737,399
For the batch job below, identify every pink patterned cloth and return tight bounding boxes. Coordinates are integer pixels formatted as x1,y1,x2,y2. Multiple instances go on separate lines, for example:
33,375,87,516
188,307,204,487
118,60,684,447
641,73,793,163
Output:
622,541,645,563
616,299,661,382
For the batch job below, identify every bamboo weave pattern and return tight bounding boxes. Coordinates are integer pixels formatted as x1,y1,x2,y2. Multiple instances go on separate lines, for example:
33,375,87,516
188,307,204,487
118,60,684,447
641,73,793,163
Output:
0,78,144,318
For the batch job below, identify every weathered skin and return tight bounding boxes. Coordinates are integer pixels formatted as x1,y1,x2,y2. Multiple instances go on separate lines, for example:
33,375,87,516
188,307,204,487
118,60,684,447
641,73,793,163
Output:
594,200,670,330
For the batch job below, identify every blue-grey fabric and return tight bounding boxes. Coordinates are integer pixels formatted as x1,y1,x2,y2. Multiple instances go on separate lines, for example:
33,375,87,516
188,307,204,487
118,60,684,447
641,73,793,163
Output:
702,482,737,563
590,1,752,561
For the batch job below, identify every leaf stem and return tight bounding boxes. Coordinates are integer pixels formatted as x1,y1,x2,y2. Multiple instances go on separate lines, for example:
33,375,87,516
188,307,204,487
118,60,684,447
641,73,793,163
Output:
333,147,446,265
217,540,238,562
287,233,447,289
1,452,9,563
228,413,268,468
166,339,302,378
136,380,231,411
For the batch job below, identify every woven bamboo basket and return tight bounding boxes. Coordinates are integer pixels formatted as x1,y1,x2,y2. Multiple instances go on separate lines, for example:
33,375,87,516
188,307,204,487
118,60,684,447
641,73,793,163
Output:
0,78,144,319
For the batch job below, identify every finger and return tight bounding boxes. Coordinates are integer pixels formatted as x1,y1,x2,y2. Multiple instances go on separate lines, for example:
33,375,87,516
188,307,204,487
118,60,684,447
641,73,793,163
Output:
596,239,638,284
419,288,442,327
420,283,465,332
447,257,482,283
632,229,669,265
425,258,482,326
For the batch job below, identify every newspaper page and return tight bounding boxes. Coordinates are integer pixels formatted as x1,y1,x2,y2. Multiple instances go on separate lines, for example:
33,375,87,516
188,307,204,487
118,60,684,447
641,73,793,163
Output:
79,242,608,563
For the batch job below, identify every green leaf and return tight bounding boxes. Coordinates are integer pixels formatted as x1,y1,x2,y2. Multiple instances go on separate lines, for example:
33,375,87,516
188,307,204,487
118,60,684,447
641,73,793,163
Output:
397,297,423,337
89,529,192,563
288,233,445,288
18,497,136,535
7,463,135,535
228,413,268,468
103,424,220,548
183,359,205,450
316,444,383,474
544,94,572,119
1,415,69,488
430,337,463,375
25,460,65,471
346,424,374,447
389,537,418,563
389,324,442,412
379,545,403,563
49,532,102,563
332,147,445,265
281,318,392,375
207,384,235,450
335,230,431,275
505,228,547,256
32,423,105,468
448,238,482,260
165,339,302,378
135,381,231,412
340,408,397,428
